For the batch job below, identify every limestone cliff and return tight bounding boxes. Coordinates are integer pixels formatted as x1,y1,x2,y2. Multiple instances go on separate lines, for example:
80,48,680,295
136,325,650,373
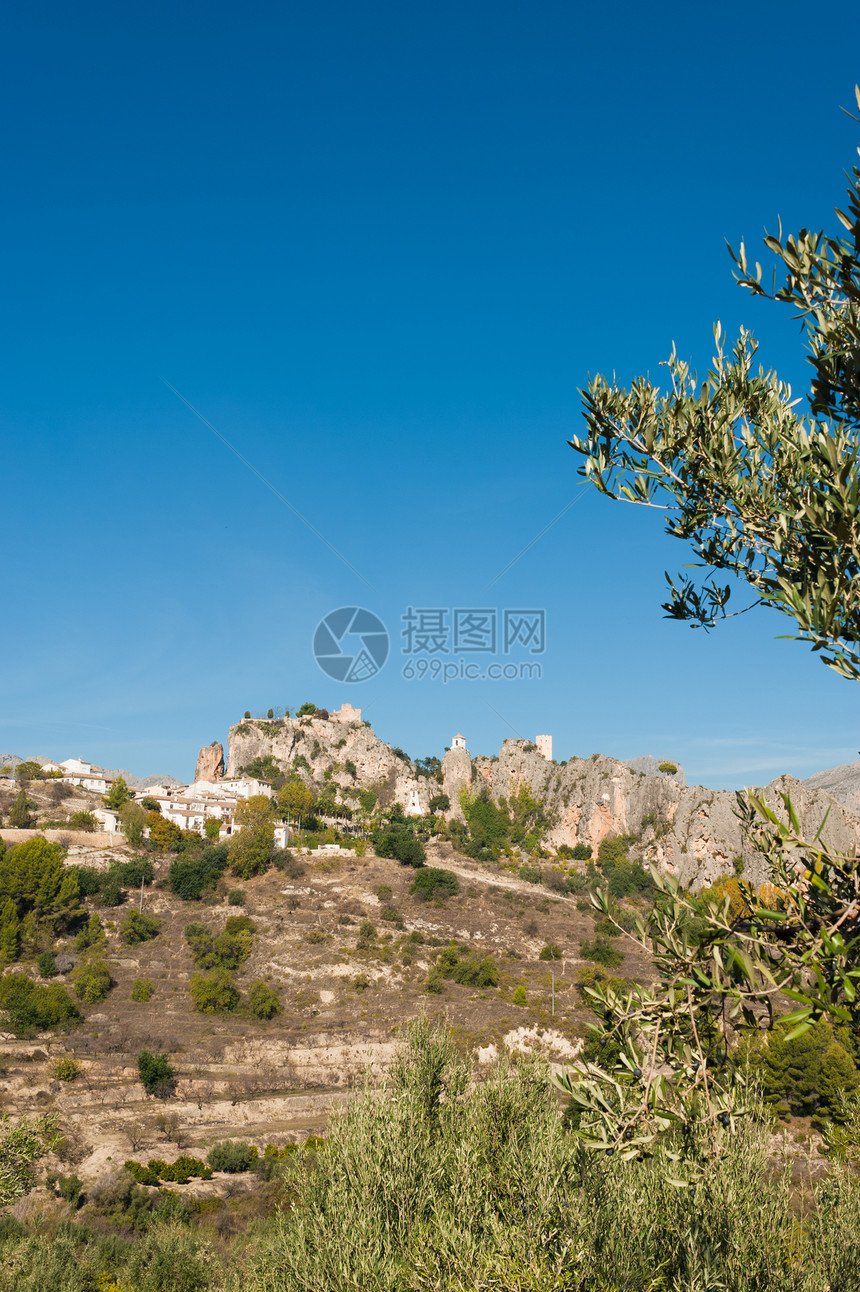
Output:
195,741,224,782
224,717,860,890
226,711,433,815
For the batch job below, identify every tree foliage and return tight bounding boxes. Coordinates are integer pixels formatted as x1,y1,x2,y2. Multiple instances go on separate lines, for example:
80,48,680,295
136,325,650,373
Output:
572,101,860,680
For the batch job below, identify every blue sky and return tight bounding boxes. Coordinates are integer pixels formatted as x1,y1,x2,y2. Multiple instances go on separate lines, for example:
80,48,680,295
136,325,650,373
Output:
3,0,860,788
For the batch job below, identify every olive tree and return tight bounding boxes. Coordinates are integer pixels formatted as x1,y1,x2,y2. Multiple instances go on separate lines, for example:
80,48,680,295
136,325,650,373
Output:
558,103,860,1179
572,89,860,680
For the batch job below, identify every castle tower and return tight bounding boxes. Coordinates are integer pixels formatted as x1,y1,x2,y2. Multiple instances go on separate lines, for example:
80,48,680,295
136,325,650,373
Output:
535,734,552,761
452,732,466,749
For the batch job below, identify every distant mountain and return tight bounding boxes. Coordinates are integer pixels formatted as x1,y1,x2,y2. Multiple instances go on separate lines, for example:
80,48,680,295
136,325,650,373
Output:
802,759,860,815
0,754,181,789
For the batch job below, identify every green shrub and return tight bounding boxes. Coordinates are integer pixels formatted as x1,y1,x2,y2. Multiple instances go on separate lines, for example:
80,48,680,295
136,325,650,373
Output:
71,957,113,1003
168,845,230,901
658,762,678,775
539,943,562,961
227,887,246,904
145,1154,213,1183
36,951,57,978
137,1050,175,1097
356,920,376,949
50,1056,80,1081
207,1139,258,1173
376,884,393,901
225,914,256,934
119,910,160,944
131,977,154,1002
580,937,624,969
74,912,106,952
47,1171,83,1204
409,868,460,902
512,985,528,1006
248,979,282,1020
436,945,499,988
124,1159,161,1186
184,920,252,970
68,810,97,831
189,969,239,1013
380,905,400,922
519,865,543,885
373,824,426,867
0,973,80,1035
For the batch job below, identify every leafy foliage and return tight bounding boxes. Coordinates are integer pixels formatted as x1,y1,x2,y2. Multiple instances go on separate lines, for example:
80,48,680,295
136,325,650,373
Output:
247,979,282,1020
137,1050,175,1096
0,974,80,1035
189,968,240,1013
372,822,426,867
71,957,113,1003
119,909,160,944
207,1139,257,1172
409,867,460,902
168,843,229,900
572,121,860,681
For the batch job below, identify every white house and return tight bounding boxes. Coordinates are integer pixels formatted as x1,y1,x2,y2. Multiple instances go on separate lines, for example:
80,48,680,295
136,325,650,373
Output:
60,758,96,776
61,767,113,793
93,807,121,835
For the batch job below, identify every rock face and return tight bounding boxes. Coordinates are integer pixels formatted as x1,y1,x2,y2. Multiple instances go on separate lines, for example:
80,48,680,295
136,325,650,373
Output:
226,715,434,815
469,741,860,890
803,759,860,815
194,742,224,782
441,744,473,820
623,754,687,788
224,718,860,891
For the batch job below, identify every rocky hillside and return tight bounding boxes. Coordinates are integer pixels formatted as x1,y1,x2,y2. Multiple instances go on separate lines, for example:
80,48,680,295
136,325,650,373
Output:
225,716,860,890
803,758,860,815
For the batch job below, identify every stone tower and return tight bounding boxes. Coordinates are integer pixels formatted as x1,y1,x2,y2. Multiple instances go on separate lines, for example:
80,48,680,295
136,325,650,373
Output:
535,734,552,761
442,734,472,820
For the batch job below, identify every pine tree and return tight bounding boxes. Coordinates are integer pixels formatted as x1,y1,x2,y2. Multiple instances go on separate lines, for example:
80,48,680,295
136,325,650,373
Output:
8,791,31,829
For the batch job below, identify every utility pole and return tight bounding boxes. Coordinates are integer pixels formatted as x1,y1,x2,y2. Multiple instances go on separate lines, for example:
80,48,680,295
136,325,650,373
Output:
139,875,145,913
551,971,555,1017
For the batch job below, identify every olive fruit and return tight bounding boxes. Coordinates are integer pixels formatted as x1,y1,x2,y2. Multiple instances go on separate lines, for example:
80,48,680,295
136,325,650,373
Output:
623,1129,634,1141
632,1067,642,1079
717,1111,730,1127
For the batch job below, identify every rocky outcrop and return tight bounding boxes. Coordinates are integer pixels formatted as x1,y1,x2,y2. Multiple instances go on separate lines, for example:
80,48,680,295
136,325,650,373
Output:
803,758,860,815
623,755,687,788
226,715,434,815
195,742,224,782
224,719,860,891
469,740,860,890
441,745,472,820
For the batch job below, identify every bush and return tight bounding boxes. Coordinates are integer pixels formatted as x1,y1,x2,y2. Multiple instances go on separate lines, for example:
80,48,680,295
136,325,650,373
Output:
119,910,160,944
131,977,154,1002
227,888,246,905
580,937,624,969
75,912,106,952
512,985,528,1006
51,1056,80,1081
0,973,81,1035
429,793,450,814
189,969,239,1013
124,1160,161,1186
380,905,400,922
225,914,256,934
519,865,543,884
436,945,499,988
539,943,562,961
376,884,393,901
658,762,678,775
409,868,460,902
373,824,426,867
137,1050,175,1097
248,979,282,1020
144,1154,213,1183
68,810,97,832
207,1139,258,1173
37,951,57,978
71,957,113,1003
168,845,229,900
356,920,376,949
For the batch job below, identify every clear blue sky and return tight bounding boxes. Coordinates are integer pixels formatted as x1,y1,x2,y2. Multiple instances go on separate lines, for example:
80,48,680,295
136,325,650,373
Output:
3,0,860,788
